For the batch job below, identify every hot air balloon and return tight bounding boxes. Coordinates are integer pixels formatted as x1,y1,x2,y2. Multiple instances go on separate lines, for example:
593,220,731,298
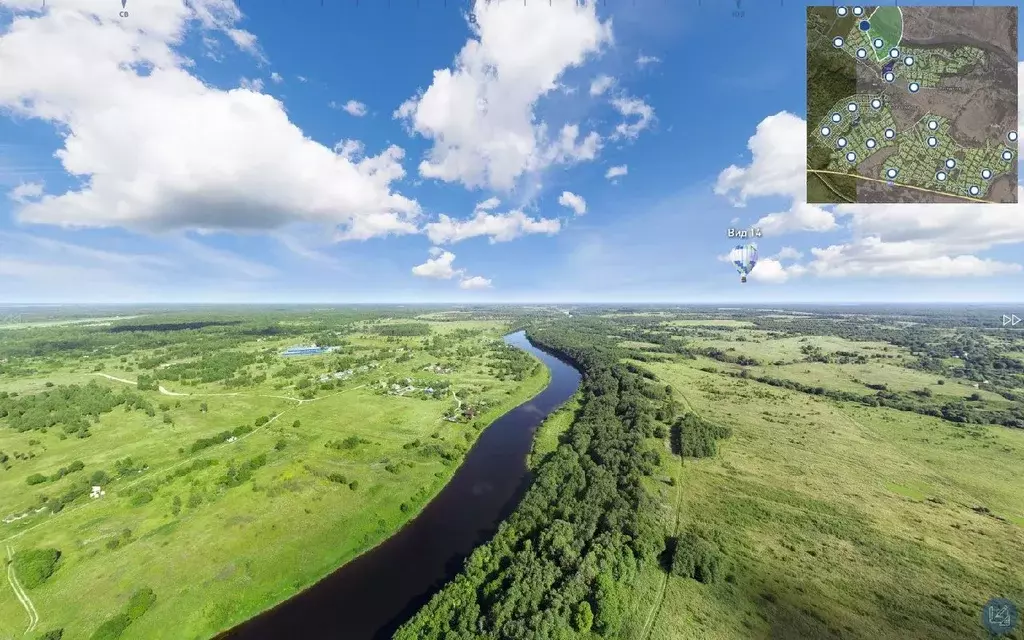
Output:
729,242,758,283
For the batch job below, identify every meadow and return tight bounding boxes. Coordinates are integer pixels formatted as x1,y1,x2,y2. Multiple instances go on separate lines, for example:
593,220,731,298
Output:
0,312,548,640
608,312,1024,640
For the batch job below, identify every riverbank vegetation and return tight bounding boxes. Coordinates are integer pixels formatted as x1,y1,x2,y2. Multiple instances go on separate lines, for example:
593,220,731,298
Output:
0,311,549,639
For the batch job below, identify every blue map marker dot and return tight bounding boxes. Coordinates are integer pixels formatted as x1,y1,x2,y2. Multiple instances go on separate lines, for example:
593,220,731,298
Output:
860,21,870,31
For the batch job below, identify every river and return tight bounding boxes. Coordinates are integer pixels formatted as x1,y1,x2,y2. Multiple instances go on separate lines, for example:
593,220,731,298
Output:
217,331,582,640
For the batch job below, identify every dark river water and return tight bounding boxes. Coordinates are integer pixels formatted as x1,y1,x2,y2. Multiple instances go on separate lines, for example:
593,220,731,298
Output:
217,331,582,640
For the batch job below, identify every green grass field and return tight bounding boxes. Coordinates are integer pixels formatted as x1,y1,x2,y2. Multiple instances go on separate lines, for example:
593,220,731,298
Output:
623,356,1024,640
867,6,903,57
0,320,549,640
527,393,580,469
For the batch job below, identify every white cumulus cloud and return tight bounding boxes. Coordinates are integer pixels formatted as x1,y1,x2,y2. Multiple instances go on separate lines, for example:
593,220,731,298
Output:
589,74,615,96
749,258,800,284
240,76,264,92
7,182,44,203
394,0,612,191
459,275,492,289
412,248,459,279
0,0,419,240
558,191,586,215
774,246,803,261
605,165,628,180
424,209,561,244
411,247,493,289
336,99,368,116
610,96,655,140
636,54,660,67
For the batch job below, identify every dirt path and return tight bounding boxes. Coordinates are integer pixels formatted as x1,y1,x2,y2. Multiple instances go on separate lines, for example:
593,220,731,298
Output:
6,544,40,635
638,392,693,640
92,372,306,403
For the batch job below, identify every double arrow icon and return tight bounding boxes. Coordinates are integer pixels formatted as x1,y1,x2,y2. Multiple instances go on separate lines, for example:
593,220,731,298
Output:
1002,314,1021,326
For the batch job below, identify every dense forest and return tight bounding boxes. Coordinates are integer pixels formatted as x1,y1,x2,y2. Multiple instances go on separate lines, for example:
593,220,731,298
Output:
396,322,684,638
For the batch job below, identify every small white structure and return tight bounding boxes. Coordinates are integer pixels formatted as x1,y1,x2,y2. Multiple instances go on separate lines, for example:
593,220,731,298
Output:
90,486,105,499
227,436,238,443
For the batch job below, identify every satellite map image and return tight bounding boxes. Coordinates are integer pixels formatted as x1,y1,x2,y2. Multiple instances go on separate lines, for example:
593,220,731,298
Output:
806,6,1018,203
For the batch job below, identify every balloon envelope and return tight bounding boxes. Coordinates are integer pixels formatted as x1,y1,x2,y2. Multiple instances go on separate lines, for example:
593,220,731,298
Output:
729,243,758,276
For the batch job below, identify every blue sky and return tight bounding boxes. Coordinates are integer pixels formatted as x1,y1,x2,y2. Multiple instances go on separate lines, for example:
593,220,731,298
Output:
0,0,1021,303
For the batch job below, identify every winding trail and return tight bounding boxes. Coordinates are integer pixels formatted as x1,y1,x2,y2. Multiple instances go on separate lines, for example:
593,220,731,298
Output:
639,392,693,640
91,373,308,403
6,544,39,635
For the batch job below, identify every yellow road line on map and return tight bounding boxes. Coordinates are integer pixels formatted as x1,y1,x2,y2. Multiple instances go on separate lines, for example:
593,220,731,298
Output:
807,169,992,203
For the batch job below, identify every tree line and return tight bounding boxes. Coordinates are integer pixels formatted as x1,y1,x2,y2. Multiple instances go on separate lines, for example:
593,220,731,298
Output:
396,322,666,639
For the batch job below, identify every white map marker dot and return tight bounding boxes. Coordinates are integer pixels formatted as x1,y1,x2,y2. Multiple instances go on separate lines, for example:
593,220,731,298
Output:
968,185,980,196
1009,131,1018,142
927,137,937,147
837,6,848,16
909,82,920,93
866,138,877,148
890,48,900,58
853,6,863,16
837,137,848,148
1003,150,1014,161
936,172,947,181
905,56,915,66
857,48,867,59
946,158,956,168
928,120,938,130
982,169,992,179
873,38,884,49
884,72,895,83
848,102,858,112
831,113,842,123
847,152,857,162
871,98,881,109
886,168,898,178
834,37,845,48
884,129,895,139
821,126,831,136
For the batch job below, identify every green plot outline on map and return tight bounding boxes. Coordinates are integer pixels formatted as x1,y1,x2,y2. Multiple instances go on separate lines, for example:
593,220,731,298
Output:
811,5,1017,203
865,6,903,62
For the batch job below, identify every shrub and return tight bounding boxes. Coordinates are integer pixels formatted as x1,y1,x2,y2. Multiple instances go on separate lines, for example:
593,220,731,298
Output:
130,492,153,507
292,419,301,428
37,629,63,640
348,480,359,490
125,586,156,621
671,527,725,584
12,548,62,589
89,614,130,640
26,473,47,486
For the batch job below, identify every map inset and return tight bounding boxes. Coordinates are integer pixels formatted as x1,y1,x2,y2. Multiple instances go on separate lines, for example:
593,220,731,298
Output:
806,6,1018,203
